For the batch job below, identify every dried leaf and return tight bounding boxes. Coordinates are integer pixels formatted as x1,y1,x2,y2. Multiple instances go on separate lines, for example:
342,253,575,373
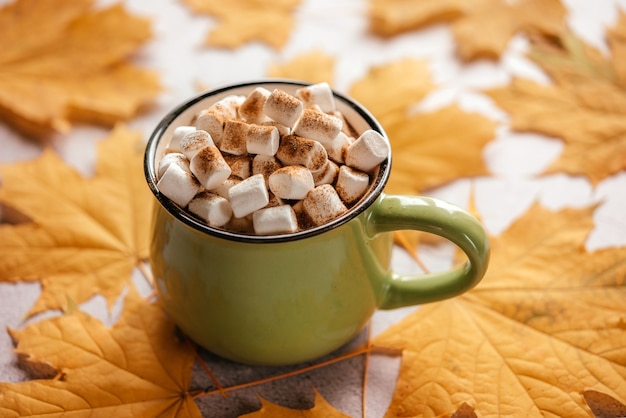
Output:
267,50,335,85
374,204,626,417
0,125,151,316
240,390,350,417
0,0,160,139
584,390,626,418
369,0,566,61
0,289,200,417
181,0,301,49
349,59,494,194
487,24,626,184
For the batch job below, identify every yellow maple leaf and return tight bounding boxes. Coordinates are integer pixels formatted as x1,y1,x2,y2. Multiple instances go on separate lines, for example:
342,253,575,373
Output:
373,203,626,417
0,125,151,316
0,289,200,417
267,50,336,85
349,59,495,194
181,0,301,50
487,24,626,184
240,390,350,417
0,0,160,139
369,0,566,61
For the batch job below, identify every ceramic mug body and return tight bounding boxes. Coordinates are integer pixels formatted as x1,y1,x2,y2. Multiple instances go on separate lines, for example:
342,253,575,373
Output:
144,80,490,365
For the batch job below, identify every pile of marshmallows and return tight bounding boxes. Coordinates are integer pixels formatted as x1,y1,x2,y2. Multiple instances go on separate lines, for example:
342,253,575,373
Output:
156,83,389,235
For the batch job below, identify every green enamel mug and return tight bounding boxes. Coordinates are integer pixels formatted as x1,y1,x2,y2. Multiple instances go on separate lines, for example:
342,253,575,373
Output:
144,80,490,366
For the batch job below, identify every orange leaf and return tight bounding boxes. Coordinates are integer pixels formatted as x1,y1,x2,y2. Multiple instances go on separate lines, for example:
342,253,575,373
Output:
0,289,200,417
0,125,151,316
374,203,626,417
0,0,160,139
267,50,336,85
369,0,566,61
240,390,350,417
181,0,301,50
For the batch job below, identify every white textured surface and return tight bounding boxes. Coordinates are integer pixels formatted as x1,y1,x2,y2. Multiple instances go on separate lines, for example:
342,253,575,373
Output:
1,0,626,417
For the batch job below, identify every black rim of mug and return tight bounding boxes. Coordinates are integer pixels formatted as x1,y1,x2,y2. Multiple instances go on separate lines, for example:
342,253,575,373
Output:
144,79,391,243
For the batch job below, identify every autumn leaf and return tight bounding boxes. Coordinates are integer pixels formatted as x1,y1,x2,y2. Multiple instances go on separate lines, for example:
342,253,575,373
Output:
369,0,566,61
240,390,350,417
267,50,336,85
181,0,301,50
0,0,160,139
373,203,626,417
0,289,200,417
487,22,626,184
0,125,151,316
349,59,495,194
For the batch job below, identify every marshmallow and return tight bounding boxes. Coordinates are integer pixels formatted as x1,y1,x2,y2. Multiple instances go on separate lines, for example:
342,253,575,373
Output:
302,184,348,226
189,145,232,189
345,129,389,172
168,126,196,152
335,165,369,205
246,124,279,156
223,154,251,179
195,112,224,145
263,89,303,128
188,191,233,227
252,154,283,186
210,176,240,198
276,135,328,172
332,111,359,138
324,132,352,164
312,159,339,186
239,87,271,123
157,163,202,208
228,174,269,218
262,120,290,136
269,166,315,200
295,82,335,113
293,108,342,144
252,205,298,235
158,152,190,178
225,214,254,234
180,130,214,160
220,120,250,156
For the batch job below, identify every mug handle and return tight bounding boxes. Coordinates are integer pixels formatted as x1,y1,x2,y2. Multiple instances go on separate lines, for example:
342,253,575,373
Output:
366,194,490,309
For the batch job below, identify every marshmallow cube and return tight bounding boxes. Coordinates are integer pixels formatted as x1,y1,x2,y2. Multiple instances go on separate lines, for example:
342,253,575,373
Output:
210,177,240,198
239,87,271,123
345,129,389,172
335,166,369,205
212,95,244,120
302,184,348,226
228,174,270,218
189,145,232,190
269,166,315,200
158,152,190,179
263,89,303,128
276,135,328,172
253,205,298,235
195,112,224,145
293,108,343,144
246,124,279,156
262,120,290,136
180,130,214,160
225,214,254,234
313,160,339,186
168,125,196,152
223,154,251,180
220,120,250,156
295,82,335,113
252,154,283,187
188,191,233,227
324,131,352,164
157,163,202,208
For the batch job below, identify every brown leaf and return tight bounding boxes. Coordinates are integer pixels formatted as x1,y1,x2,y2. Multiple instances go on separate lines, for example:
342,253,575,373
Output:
240,390,350,417
584,390,626,418
369,0,566,61
374,203,626,417
0,0,160,139
0,125,151,316
181,0,301,50
0,289,200,417
267,50,336,85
